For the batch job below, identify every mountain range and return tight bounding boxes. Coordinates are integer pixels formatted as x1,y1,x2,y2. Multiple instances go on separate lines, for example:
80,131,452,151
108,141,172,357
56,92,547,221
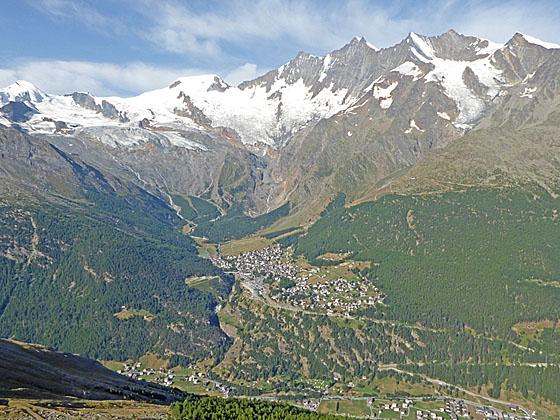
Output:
2,29,560,416
2,30,560,223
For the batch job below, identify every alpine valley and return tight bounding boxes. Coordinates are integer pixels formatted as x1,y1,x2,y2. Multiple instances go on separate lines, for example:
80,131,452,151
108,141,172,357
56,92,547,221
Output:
2,30,560,419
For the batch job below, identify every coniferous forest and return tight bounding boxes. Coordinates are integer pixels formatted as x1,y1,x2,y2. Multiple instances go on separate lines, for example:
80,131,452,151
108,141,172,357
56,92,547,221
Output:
0,178,232,363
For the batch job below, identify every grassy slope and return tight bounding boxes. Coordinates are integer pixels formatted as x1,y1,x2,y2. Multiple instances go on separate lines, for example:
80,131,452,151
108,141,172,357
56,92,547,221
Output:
0,338,184,403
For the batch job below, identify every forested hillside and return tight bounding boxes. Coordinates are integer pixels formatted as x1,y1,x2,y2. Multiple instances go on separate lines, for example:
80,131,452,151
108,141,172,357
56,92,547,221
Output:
0,127,232,363
291,188,560,334
279,187,560,404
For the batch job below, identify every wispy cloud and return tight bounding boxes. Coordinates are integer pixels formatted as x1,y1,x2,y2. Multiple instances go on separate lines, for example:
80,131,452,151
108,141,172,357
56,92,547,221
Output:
223,63,263,85
140,0,343,56
28,0,127,35
28,0,560,57
0,60,266,95
136,0,560,56
135,0,416,58
452,0,560,43
0,60,205,96
9,0,560,95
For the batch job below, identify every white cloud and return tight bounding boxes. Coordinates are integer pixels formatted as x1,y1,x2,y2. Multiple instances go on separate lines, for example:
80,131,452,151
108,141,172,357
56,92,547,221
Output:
0,69,17,85
131,0,560,58
452,1,560,43
28,0,560,61
224,63,262,86
28,0,126,35
0,60,270,96
0,61,207,96
139,0,415,56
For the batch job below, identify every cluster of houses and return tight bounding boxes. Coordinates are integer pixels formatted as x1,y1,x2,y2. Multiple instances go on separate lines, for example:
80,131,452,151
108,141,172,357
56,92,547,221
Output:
300,399,319,411
117,362,232,397
415,409,446,420
443,399,468,419
272,274,382,317
369,398,462,419
212,245,383,316
117,363,174,386
185,372,231,397
374,400,413,417
311,398,533,420
475,405,536,420
213,245,297,279
215,383,231,398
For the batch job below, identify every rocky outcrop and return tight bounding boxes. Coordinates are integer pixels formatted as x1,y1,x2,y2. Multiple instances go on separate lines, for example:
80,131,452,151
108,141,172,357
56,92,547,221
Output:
70,92,129,122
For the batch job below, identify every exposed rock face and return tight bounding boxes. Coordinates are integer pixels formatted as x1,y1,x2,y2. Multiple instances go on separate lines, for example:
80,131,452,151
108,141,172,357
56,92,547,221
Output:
174,92,213,127
0,125,80,197
418,29,497,61
462,66,489,97
0,101,38,123
1,30,559,220
70,92,129,122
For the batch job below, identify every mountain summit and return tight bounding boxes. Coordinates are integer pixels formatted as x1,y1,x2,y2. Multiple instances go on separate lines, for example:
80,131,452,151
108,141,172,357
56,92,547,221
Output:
1,30,560,217
1,31,557,147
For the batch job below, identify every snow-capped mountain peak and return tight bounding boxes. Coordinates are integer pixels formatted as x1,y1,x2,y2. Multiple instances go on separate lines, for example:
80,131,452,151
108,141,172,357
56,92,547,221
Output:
0,80,47,105
1,30,559,151
395,31,505,127
0,70,351,149
408,32,436,61
350,36,379,51
518,33,560,50
105,71,349,147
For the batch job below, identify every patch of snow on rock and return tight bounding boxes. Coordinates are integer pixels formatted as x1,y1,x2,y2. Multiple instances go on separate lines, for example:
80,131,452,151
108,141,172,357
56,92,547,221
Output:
437,111,451,120
476,40,503,56
520,87,537,98
0,116,11,127
392,62,423,80
405,119,425,133
373,81,398,109
409,32,435,61
318,54,332,83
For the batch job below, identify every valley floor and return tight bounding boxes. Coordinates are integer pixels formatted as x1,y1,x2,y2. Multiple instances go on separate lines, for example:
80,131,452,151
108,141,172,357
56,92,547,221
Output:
180,232,558,419
98,235,557,418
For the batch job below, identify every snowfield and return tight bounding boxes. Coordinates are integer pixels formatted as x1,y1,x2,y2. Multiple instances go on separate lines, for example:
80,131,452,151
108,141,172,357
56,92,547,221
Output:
1,31,558,148
1,73,351,149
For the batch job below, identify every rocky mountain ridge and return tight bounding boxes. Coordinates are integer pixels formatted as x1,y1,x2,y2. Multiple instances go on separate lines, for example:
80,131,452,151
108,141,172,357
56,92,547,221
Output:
1,30,559,221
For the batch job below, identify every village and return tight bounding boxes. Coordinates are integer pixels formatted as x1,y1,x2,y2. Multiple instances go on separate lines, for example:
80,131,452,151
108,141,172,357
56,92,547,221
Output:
211,244,384,317
117,362,231,397
108,242,538,420
306,396,536,420
114,359,534,420
118,362,175,387
355,397,462,419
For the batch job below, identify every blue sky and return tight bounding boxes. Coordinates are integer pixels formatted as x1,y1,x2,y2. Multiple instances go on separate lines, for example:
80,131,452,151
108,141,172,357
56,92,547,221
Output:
1,0,560,96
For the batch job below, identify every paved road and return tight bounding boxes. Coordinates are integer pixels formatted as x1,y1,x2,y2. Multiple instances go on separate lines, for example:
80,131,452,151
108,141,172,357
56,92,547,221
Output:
236,272,541,355
378,365,533,417
233,273,539,418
